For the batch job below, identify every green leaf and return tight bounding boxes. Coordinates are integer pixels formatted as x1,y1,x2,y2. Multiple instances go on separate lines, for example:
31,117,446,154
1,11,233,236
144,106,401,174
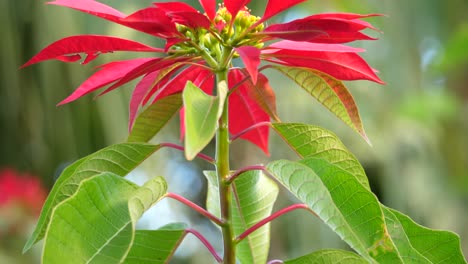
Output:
42,173,169,263
388,207,467,263
273,66,369,143
267,158,401,263
124,226,187,264
272,123,370,191
382,207,431,263
183,80,227,160
204,170,278,264
24,143,160,252
284,249,368,264
128,93,182,142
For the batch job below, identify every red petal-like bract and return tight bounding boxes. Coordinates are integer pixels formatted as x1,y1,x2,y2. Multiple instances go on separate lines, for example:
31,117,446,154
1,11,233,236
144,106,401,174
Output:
122,7,179,38
260,0,306,23
22,35,162,68
224,0,251,19
263,13,380,43
263,41,383,83
235,46,261,84
152,65,214,103
229,69,270,154
153,2,199,13
129,71,160,130
199,0,216,20
169,11,211,29
49,0,180,38
58,58,155,105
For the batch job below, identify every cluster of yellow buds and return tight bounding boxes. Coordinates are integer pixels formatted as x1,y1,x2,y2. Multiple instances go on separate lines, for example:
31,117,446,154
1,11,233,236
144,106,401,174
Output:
172,4,265,62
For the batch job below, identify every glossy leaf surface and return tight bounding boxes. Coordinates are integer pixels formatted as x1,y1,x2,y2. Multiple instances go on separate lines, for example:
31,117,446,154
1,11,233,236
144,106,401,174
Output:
23,143,160,252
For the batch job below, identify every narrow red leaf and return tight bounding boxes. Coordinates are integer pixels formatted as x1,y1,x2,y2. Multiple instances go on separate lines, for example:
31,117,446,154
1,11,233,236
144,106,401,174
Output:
169,11,211,29
266,40,365,53
122,7,179,38
263,14,380,43
224,0,251,19
99,58,189,96
57,58,154,105
229,70,270,154
310,13,383,20
235,46,261,84
152,65,214,102
263,46,383,83
129,71,160,130
48,0,124,20
22,35,162,68
199,0,216,20
260,0,306,23
153,2,199,13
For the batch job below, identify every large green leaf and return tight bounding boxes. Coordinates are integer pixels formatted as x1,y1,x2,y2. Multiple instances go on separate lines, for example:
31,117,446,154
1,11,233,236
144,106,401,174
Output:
124,224,187,264
388,207,467,263
24,143,160,252
273,66,369,143
128,93,182,142
183,81,227,160
284,249,368,264
204,170,278,264
382,207,431,263
42,173,170,263
267,158,401,263
272,123,370,191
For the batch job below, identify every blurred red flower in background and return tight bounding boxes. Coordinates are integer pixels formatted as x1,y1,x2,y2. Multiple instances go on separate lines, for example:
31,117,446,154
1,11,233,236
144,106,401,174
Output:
0,168,47,237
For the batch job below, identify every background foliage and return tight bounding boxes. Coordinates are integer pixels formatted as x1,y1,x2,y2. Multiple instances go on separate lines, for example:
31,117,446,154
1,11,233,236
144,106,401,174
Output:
1,0,467,263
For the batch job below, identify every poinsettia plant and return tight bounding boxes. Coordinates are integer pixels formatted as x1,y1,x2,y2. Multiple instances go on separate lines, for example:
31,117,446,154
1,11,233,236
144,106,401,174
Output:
22,0,466,263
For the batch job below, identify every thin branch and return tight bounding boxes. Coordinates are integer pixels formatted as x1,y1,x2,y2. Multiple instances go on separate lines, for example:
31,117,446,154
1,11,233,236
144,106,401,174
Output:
186,228,223,263
166,193,224,226
226,165,266,184
267,260,284,264
160,143,215,164
230,122,272,142
235,204,317,243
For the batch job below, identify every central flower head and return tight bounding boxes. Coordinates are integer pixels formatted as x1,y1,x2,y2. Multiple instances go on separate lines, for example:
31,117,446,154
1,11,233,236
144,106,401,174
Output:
172,5,264,61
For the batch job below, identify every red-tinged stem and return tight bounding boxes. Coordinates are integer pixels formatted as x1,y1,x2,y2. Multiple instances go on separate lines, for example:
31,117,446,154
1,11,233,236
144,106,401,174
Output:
166,193,224,226
226,165,266,184
186,228,223,263
267,260,284,264
230,121,272,142
234,204,315,243
160,143,215,164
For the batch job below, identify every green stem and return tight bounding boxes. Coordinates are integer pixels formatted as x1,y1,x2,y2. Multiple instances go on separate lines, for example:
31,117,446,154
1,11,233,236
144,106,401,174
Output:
215,60,235,263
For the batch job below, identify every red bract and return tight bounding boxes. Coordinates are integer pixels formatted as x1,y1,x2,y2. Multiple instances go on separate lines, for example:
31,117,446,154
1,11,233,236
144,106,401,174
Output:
23,0,383,154
0,168,47,216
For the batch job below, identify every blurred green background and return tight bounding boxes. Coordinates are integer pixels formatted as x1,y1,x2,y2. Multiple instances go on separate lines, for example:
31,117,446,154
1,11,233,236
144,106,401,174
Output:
1,0,467,263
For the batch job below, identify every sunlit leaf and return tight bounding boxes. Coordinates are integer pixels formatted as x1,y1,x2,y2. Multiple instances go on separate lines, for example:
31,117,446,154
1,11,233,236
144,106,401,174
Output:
272,123,370,190
128,93,182,142
267,158,401,263
204,170,278,264
183,81,227,160
42,174,168,263
22,35,162,68
23,143,160,252
125,223,188,264
388,207,467,263
284,249,367,264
